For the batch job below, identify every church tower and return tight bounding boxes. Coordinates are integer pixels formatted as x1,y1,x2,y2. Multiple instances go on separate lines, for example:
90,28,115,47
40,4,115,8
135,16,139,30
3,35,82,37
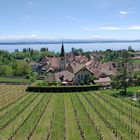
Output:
60,43,66,71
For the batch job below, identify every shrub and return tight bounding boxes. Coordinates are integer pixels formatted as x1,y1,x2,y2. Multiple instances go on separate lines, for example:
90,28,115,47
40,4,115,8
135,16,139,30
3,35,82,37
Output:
37,81,59,86
27,85,100,93
80,81,85,85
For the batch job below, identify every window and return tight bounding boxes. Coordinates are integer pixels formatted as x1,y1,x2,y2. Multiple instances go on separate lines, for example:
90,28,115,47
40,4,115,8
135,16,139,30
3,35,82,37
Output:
78,75,80,79
81,75,83,80
85,75,87,80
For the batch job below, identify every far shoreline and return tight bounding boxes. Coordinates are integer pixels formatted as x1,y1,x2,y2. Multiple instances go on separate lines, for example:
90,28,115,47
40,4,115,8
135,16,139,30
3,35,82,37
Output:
1,39,140,45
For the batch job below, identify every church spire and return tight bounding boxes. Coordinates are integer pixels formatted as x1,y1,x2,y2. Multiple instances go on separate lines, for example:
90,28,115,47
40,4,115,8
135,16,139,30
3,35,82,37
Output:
60,43,65,57
59,42,66,71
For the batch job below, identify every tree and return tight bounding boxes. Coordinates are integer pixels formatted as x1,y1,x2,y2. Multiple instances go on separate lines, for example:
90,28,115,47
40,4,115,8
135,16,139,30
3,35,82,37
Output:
89,75,97,83
13,61,32,76
133,71,140,86
128,46,135,52
39,51,54,60
23,48,27,53
102,50,119,62
83,51,91,60
71,47,83,55
15,49,19,52
40,47,48,52
113,50,133,94
0,65,13,76
29,72,37,82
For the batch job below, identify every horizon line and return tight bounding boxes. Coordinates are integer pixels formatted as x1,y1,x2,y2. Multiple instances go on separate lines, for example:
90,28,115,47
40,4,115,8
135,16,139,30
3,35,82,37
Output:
0,39,140,45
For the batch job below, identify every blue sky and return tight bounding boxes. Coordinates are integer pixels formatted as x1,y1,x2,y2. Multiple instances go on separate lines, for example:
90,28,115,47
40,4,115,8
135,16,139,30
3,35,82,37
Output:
0,0,140,40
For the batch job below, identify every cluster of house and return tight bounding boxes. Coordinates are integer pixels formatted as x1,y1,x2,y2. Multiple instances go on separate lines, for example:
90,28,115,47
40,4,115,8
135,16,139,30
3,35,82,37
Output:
32,44,118,87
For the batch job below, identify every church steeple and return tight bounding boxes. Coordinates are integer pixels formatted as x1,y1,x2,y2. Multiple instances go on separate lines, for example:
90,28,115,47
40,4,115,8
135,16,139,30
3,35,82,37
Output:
60,43,65,57
60,43,66,71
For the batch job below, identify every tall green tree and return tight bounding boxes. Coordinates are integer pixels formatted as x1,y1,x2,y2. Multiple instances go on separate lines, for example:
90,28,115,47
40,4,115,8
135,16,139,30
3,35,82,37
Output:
0,65,13,76
13,61,32,76
113,50,133,94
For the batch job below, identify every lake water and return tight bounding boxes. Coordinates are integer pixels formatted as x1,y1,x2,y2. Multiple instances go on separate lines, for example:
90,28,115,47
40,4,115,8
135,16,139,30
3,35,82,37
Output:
0,42,140,52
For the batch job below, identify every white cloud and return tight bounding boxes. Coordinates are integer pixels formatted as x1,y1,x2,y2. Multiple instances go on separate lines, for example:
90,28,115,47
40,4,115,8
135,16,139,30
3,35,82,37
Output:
82,25,140,31
119,10,129,15
0,34,60,41
90,35,112,39
27,1,33,6
91,35,102,38
0,34,44,40
82,26,120,31
20,15,30,20
0,35,36,40
65,15,80,22
81,26,95,31
127,26,140,30
99,26,120,30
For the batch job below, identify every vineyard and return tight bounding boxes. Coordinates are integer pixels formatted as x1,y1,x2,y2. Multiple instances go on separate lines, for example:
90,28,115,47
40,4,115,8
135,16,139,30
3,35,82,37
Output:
0,85,140,140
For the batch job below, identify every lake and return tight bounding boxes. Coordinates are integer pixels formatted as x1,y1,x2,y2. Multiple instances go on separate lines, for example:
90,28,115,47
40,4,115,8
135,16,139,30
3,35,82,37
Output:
0,42,140,52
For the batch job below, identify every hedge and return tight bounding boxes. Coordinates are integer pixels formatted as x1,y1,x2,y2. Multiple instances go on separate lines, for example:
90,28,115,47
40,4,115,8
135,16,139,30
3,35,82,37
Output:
0,81,31,85
27,85,100,93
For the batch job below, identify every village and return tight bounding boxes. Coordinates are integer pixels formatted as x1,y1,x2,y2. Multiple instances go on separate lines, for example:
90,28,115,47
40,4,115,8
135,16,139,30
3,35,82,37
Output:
30,43,120,87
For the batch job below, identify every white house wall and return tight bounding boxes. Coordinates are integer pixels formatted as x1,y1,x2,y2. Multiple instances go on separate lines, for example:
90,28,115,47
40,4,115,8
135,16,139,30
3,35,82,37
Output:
75,69,93,85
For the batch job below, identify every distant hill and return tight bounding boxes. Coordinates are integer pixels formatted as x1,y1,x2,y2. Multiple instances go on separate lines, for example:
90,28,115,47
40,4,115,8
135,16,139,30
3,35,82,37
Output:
0,39,140,45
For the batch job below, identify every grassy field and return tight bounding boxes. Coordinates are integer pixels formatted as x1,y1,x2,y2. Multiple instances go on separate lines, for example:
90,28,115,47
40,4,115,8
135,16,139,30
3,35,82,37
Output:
132,59,140,63
0,76,30,83
0,85,140,140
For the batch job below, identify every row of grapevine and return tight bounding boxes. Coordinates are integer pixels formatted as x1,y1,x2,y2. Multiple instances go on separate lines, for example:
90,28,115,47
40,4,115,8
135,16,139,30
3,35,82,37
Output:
0,94,42,139
71,94,99,140
88,93,140,140
94,92,140,128
0,85,27,110
0,84,140,140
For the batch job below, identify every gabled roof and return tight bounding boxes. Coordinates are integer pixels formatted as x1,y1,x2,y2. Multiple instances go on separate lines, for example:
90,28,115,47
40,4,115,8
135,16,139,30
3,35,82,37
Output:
54,70,75,82
75,65,94,75
73,64,85,74
74,55,89,64
67,62,83,73
94,77,111,83
94,77,111,86
92,68,104,78
40,57,60,71
100,68,116,76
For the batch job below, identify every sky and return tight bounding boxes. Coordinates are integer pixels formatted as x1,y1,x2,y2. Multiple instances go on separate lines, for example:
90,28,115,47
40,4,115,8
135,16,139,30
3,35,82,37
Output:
0,0,140,41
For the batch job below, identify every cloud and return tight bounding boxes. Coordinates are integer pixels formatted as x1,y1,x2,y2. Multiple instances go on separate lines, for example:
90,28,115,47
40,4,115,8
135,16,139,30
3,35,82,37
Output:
81,26,96,31
65,15,80,22
27,1,33,6
0,34,42,40
82,26,120,31
82,25,140,31
0,34,59,41
90,35,112,39
119,10,129,15
99,26,120,30
127,26,140,30
20,15,30,21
